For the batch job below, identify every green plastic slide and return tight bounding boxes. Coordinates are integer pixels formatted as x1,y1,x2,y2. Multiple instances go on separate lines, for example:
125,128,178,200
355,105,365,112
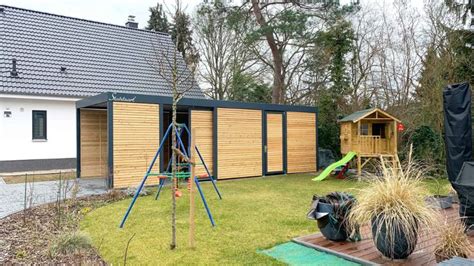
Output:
312,151,357,181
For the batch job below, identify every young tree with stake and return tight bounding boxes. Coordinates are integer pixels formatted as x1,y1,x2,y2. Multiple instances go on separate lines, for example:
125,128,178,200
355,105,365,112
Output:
148,28,196,251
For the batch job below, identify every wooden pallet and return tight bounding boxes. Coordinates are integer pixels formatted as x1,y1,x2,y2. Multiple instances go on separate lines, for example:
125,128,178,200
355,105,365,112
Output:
293,205,474,266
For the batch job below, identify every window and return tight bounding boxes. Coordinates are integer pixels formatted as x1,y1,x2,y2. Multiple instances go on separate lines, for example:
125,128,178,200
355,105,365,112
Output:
372,123,386,138
32,110,47,140
360,124,369,135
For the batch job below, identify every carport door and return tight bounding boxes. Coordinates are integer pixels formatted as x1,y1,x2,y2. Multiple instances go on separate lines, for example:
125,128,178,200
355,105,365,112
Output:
265,112,284,174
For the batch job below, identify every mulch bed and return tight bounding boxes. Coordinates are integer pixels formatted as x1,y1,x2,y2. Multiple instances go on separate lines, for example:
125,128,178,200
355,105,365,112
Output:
0,190,127,264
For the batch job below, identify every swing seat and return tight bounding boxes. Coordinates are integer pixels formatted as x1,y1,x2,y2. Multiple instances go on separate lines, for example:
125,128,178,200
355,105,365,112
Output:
148,172,168,179
197,173,210,178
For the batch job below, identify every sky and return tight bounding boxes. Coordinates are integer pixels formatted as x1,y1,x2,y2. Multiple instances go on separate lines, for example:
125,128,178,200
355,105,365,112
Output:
1,0,425,29
0,0,203,28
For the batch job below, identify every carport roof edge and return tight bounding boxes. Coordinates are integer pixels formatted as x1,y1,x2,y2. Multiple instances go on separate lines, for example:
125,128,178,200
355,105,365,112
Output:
76,92,319,113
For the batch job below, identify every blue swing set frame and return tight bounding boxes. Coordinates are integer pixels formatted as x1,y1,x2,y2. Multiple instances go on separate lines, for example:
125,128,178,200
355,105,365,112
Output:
119,123,222,228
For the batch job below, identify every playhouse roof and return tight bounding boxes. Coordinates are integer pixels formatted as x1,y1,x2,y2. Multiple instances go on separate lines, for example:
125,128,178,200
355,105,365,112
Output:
0,5,205,99
339,107,400,123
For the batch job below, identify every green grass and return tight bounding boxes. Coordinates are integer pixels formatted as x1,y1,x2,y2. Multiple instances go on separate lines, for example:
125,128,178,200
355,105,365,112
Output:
80,173,449,265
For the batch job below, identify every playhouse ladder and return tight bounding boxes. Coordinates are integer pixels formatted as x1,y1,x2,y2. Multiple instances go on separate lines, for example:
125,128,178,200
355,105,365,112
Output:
379,154,403,175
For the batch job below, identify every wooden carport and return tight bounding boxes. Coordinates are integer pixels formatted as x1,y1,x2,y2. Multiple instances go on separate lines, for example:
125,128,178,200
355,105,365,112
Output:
76,92,319,188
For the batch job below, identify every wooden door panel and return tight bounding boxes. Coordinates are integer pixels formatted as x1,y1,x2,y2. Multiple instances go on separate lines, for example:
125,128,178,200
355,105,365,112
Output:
267,113,283,173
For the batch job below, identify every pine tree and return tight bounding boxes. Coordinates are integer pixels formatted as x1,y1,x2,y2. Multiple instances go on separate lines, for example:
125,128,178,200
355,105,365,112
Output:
146,2,170,33
170,2,199,67
309,15,354,155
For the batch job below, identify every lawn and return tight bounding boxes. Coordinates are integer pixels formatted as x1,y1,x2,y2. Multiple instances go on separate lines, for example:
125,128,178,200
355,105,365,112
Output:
80,173,449,265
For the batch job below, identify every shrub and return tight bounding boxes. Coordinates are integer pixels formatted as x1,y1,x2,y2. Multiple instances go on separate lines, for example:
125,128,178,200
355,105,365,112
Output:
348,163,438,258
402,125,445,176
49,231,92,256
434,220,471,261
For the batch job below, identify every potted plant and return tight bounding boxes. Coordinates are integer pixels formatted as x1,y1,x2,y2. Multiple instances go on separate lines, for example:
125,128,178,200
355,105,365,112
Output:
307,192,358,242
349,164,437,259
434,219,471,263
425,179,453,209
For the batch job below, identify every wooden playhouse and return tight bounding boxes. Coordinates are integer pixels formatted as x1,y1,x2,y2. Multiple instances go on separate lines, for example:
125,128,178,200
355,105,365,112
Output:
339,108,401,175
76,92,318,188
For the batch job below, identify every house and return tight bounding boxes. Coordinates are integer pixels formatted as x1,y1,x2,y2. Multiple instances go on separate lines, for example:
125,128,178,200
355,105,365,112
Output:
0,5,204,173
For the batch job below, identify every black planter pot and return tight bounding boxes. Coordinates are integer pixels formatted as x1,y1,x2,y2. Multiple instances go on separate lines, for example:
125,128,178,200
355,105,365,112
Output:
425,195,453,209
371,216,418,259
316,202,348,241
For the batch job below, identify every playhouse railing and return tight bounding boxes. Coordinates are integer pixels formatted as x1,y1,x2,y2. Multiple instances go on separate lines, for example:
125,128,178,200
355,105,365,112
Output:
357,135,385,155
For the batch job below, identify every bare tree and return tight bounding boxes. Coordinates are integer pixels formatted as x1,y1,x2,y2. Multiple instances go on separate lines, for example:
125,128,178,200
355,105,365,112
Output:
341,1,425,117
148,22,196,251
194,2,260,100
249,0,286,103
240,0,359,104
345,7,381,111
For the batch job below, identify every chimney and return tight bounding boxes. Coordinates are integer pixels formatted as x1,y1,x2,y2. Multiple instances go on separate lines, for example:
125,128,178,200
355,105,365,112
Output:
125,15,138,28
10,59,18,77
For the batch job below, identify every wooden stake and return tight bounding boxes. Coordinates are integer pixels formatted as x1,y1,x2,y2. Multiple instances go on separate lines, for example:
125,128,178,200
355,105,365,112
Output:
189,128,196,248
408,142,413,163
357,156,362,180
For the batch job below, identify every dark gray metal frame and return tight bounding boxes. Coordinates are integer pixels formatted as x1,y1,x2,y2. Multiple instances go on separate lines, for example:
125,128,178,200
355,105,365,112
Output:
107,101,114,188
76,92,318,188
263,111,285,175
76,108,81,178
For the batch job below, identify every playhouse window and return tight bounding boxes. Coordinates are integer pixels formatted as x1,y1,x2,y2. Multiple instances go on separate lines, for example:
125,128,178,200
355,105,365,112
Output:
372,123,386,138
32,110,47,140
360,124,369,135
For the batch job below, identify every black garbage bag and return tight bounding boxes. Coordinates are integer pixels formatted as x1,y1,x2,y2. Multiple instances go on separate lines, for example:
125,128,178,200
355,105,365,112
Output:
307,192,359,242
452,162,474,227
443,82,472,182
318,148,336,169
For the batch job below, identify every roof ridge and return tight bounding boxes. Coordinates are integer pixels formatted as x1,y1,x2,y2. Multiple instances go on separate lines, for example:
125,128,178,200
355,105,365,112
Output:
0,4,170,37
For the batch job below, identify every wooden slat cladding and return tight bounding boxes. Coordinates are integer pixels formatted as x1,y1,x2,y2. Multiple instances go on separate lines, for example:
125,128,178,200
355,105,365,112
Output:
287,112,317,173
340,123,352,155
266,113,283,172
217,108,262,179
190,110,213,177
113,102,159,188
80,109,107,178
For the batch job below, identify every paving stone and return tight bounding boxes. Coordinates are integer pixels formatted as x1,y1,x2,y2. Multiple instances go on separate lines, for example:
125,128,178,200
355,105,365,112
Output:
0,178,108,218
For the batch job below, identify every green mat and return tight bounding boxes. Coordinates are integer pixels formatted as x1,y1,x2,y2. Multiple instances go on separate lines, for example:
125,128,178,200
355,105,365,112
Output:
259,242,361,266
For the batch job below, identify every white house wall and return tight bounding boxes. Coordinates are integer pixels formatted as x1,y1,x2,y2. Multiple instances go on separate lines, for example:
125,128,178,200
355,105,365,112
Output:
0,95,78,167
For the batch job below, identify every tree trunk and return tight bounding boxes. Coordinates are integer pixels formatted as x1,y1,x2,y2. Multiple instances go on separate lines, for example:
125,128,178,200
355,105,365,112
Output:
170,37,178,250
170,98,177,250
251,0,284,104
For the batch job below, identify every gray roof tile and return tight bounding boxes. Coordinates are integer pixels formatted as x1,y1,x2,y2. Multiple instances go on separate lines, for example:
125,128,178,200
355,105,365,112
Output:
0,5,205,98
